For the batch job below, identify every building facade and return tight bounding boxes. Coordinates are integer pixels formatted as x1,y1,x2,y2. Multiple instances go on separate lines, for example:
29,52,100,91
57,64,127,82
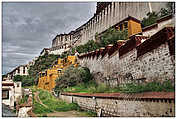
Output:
40,48,50,56
50,2,168,55
7,65,28,80
38,56,78,91
2,80,22,109
50,33,74,55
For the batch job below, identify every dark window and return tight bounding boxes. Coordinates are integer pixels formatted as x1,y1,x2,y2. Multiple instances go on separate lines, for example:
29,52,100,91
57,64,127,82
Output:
113,3,115,17
18,68,20,73
23,67,25,74
17,83,20,87
2,90,9,99
58,70,62,73
124,22,128,29
119,24,123,31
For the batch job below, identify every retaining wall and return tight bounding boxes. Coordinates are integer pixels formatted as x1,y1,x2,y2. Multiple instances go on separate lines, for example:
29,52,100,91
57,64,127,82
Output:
60,92,175,117
78,27,175,87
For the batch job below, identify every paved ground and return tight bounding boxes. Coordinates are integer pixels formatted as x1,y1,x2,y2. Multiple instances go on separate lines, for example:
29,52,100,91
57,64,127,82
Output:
2,104,17,117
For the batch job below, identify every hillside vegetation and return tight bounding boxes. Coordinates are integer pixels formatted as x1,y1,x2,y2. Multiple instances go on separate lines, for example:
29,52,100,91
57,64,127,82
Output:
54,66,174,94
141,3,174,27
28,53,60,84
72,29,128,54
54,66,92,94
31,88,96,117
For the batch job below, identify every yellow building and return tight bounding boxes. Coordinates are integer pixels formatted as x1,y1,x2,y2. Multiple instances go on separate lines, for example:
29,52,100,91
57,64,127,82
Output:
37,55,78,91
114,16,142,37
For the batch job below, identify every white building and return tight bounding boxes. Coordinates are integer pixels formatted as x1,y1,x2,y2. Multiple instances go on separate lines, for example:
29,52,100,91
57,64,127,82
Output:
50,2,169,54
40,48,50,56
14,82,22,102
7,65,28,80
2,80,22,109
2,81,15,109
50,33,74,55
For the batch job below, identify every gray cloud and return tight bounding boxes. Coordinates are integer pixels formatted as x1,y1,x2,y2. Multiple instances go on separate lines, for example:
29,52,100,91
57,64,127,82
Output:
2,2,96,74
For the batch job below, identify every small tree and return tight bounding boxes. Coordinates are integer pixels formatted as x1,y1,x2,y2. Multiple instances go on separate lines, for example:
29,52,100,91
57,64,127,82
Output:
28,53,59,81
21,76,34,87
159,8,170,17
71,47,75,55
100,28,128,47
54,66,92,92
14,75,23,82
141,11,159,27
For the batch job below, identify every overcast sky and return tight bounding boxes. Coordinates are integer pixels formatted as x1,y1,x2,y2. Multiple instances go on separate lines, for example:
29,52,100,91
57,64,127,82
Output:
2,2,96,74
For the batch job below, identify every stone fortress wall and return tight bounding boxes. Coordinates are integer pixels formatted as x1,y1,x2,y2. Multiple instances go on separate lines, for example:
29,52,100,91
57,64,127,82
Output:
60,27,175,116
79,2,167,45
78,27,175,87
50,2,168,54
60,92,175,117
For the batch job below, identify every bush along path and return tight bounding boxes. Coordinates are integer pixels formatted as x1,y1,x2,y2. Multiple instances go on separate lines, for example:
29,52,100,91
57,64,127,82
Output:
32,89,96,117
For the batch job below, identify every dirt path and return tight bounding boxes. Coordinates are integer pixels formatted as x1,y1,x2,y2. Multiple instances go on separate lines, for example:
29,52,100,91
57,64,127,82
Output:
33,91,92,117
34,92,47,108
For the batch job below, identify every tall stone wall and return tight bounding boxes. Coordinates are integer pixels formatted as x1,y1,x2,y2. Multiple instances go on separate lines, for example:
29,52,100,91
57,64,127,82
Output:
60,92,175,117
50,2,169,55
80,2,168,45
78,27,175,87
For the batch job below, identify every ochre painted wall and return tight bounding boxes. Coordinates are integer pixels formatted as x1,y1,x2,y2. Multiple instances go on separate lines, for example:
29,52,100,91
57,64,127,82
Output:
37,56,78,91
128,20,142,37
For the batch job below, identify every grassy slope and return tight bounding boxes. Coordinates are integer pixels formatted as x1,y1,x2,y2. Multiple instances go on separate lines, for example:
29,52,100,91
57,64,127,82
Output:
63,80,175,93
31,87,96,117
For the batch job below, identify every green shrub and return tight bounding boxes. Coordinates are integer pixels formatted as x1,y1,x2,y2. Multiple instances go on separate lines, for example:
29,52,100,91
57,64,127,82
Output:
142,3,173,28
141,11,159,27
28,54,59,82
54,66,92,92
33,101,53,114
14,75,23,82
14,75,34,87
63,79,174,93
94,83,108,93
74,29,128,54
71,47,76,54
19,95,29,105
21,76,35,87
121,80,175,93
76,40,100,53
100,28,128,47
162,80,174,92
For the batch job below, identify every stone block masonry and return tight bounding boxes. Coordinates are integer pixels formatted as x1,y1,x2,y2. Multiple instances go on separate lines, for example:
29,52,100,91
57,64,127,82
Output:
78,27,175,87
60,92,175,117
